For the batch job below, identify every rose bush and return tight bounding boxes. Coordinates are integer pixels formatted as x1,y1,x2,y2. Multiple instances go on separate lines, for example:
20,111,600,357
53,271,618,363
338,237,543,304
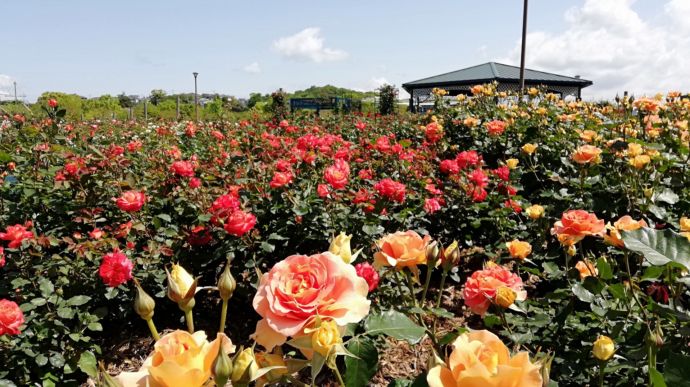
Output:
1,86,690,385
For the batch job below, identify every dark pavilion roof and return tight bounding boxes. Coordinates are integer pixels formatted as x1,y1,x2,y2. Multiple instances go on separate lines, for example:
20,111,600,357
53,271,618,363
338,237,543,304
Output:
402,62,592,91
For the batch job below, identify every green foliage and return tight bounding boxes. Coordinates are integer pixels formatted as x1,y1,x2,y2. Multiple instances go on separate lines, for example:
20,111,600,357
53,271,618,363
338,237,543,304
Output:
378,84,398,115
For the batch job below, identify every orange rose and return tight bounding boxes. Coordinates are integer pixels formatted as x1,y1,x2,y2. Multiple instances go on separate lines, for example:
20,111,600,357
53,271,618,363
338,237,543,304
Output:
252,252,370,351
115,330,235,387
551,210,605,246
575,260,598,279
572,145,602,165
427,330,542,387
373,231,432,274
604,215,647,248
506,239,532,260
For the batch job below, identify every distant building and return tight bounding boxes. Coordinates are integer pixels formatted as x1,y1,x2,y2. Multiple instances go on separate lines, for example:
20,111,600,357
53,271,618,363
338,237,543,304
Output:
402,62,592,112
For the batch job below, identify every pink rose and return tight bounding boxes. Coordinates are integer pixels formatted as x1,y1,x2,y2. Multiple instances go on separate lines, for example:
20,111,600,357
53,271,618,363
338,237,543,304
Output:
116,190,146,212
252,252,370,350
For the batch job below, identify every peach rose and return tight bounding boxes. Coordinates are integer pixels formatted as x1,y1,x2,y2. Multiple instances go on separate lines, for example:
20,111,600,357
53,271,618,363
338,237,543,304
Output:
571,145,602,165
463,264,526,316
252,252,370,351
551,210,605,246
604,215,647,248
427,330,542,387
373,231,431,274
575,260,598,279
115,330,235,387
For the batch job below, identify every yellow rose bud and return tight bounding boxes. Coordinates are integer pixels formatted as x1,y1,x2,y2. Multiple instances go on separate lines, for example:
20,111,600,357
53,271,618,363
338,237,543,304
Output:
311,319,343,357
494,286,517,308
644,188,654,199
166,264,197,310
133,281,156,321
441,240,460,270
329,232,354,264
592,335,615,361
506,158,519,169
231,347,259,385
525,204,544,220
218,261,237,301
567,245,577,257
521,143,537,155
680,216,690,232
212,337,234,387
505,239,532,260
425,241,440,267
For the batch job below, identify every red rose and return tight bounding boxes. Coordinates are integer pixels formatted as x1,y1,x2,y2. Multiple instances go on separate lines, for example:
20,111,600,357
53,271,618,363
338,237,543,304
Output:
424,198,442,214
440,159,460,175
324,159,350,190
170,160,195,177
456,151,481,169
374,178,406,203
270,171,293,189
0,299,24,336
224,210,257,237
210,193,240,225
48,98,58,108
467,169,489,188
317,184,331,198
0,224,33,249
98,249,134,288
116,190,146,212
425,122,443,143
354,262,380,292
494,166,510,181
189,177,201,189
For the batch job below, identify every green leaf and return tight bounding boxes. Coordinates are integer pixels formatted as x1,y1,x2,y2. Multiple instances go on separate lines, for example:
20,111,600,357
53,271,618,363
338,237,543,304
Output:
364,310,426,344
260,242,275,253
156,214,172,222
596,257,613,280
77,351,98,378
57,307,75,319
362,224,384,236
649,368,668,387
664,352,690,387
653,188,679,205
345,337,378,387
36,354,48,366
39,278,54,298
49,353,65,368
66,295,90,306
87,322,103,331
572,283,594,303
622,227,690,269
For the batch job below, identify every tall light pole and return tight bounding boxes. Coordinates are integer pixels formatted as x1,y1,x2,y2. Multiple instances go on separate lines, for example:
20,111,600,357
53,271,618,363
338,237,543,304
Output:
13,81,17,102
193,72,199,122
519,0,528,94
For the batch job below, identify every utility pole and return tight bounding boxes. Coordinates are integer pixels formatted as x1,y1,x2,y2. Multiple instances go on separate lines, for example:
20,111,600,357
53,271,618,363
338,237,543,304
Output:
519,0,528,94
193,72,199,122
144,98,148,123
176,95,180,121
13,81,17,102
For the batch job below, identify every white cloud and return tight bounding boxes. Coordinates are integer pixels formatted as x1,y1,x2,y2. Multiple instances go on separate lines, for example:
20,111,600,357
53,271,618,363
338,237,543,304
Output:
502,0,690,99
243,62,261,74
0,74,14,100
273,27,348,63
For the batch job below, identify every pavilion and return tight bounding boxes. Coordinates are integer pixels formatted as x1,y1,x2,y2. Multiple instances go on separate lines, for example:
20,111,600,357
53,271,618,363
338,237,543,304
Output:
402,62,593,112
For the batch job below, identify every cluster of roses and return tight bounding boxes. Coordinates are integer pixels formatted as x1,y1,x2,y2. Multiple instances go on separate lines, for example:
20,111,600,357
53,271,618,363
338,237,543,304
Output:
0,223,34,337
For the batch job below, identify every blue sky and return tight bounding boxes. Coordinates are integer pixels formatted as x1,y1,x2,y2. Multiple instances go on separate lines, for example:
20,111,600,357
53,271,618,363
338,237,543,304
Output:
0,1,684,101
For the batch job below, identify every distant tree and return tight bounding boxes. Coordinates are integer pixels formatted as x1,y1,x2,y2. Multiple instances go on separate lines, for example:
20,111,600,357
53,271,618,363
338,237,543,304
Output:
118,93,134,108
378,84,398,115
247,93,265,109
269,88,288,121
150,89,166,105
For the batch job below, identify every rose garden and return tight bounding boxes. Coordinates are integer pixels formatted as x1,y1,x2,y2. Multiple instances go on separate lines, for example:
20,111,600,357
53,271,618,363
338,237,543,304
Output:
1,85,690,386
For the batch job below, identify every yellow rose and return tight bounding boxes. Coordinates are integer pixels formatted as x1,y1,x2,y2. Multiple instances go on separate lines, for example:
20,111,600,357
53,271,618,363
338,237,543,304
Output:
427,330,542,387
309,319,342,357
255,352,288,387
604,216,647,248
115,330,235,387
495,286,517,308
627,143,643,156
577,129,600,143
329,232,354,263
592,335,615,361
506,158,519,169
521,143,538,155
525,204,544,220
628,154,651,169
527,87,539,97
680,217,690,232
506,239,532,260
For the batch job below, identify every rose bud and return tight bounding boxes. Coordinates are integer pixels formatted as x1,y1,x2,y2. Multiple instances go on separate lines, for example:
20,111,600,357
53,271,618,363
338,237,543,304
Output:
133,280,156,321
166,264,197,311
212,336,234,387
494,286,517,309
231,347,259,385
425,241,440,267
592,335,615,361
218,262,237,302
329,232,354,264
310,319,342,357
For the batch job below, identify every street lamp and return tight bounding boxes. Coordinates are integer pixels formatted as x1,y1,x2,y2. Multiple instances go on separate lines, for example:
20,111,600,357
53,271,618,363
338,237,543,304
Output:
193,72,199,122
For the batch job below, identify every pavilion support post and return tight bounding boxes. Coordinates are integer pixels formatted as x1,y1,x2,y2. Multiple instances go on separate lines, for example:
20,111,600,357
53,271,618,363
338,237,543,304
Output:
519,0,529,94
408,90,414,112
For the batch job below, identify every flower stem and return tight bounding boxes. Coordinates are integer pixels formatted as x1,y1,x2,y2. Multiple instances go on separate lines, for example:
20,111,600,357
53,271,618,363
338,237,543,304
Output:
598,361,605,387
219,298,229,334
185,309,195,333
420,264,433,305
146,318,160,341
435,270,448,308
333,364,346,387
